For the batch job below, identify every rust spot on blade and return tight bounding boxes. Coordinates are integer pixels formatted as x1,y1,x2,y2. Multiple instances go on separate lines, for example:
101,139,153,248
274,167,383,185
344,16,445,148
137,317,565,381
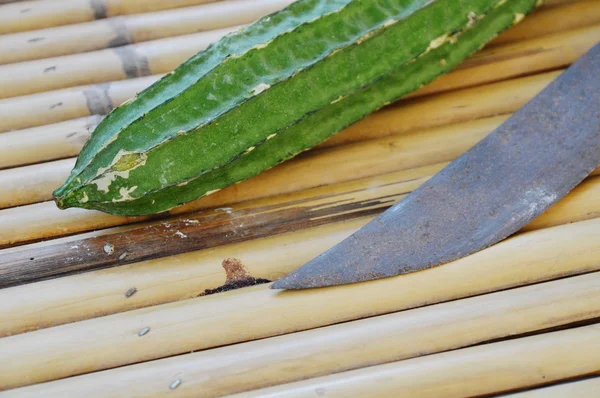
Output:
200,258,270,296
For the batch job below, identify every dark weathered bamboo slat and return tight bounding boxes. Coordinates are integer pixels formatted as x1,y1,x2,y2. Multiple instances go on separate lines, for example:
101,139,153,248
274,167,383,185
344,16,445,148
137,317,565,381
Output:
0,0,293,64
1,152,598,288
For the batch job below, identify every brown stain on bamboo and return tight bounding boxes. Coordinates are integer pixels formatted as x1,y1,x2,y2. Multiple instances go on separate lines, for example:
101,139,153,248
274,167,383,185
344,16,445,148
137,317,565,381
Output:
200,258,270,296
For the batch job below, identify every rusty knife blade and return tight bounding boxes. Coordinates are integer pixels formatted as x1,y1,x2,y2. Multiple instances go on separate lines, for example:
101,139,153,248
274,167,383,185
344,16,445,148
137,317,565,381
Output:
272,43,600,290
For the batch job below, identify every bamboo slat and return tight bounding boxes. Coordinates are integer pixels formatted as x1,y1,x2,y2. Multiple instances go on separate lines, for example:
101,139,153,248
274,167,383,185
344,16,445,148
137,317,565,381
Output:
0,0,292,64
489,0,600,46
0,116,101,169
0,12,596,101
0,219,599,390
0,165,599,335
0,74,160,133
0,25,238,99
2,154,598,287
0,0,222,35
507,377,600,397
229,325,600,398
0,69,562,209
3,22,593,132
1,111,506,210
0,15,600,102
1,0,593,66
0,115,519,244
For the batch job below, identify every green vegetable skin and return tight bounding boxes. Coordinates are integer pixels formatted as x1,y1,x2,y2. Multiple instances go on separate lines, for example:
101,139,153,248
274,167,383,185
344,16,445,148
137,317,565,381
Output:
54,0,538,216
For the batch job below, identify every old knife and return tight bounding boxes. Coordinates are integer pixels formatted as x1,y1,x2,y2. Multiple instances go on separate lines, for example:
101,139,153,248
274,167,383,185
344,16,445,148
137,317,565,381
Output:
272,42,600,290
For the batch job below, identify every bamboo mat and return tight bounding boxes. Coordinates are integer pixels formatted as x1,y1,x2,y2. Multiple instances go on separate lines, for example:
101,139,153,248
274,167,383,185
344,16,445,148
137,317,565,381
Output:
0,0,599,396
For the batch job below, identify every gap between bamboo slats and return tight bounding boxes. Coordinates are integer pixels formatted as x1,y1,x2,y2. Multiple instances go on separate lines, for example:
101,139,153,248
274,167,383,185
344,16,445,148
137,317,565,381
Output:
506,377,600,398
0,219,599,391
1,22,596,133
0,3,594,100
0,71,562,210
0,0,594,65
0,161,598,335
0,0,223,35
0,0,293,64
227,324,600,398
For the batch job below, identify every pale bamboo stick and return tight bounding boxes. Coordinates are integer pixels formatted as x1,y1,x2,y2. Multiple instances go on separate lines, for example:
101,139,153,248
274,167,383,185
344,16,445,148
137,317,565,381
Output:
0,217,599,390
320,70,558,147
0,25,238,99
0,69,561,208
0,114,505,210
2,23,590,132
0,116,101,169
0,0,590,66
0,0,292,65
0,74,160,133
0,0,222,35
489,0,600,46
1,161,598,337
506,377,600,397
1,111,599,248
405,24,600,99
228,325,600,398
0,16,595,102
0,158,74,209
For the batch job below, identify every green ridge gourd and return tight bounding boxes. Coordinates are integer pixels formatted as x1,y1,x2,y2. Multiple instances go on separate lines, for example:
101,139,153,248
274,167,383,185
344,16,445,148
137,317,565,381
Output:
54,0,540,216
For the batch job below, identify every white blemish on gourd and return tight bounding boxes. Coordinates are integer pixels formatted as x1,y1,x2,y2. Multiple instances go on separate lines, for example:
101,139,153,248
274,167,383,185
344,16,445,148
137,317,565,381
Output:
112,186,138,202
205,189,221,196
80,192,89,203
466,12,478,28
513,13,525,24
250,83,270,95
266,133,277,140
331,96,344,104
223,74,232,84
428,33,449,50
177,180,190,187
244,146,256,154
91,150,147,193
207,93,217,101
494,0,508,7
